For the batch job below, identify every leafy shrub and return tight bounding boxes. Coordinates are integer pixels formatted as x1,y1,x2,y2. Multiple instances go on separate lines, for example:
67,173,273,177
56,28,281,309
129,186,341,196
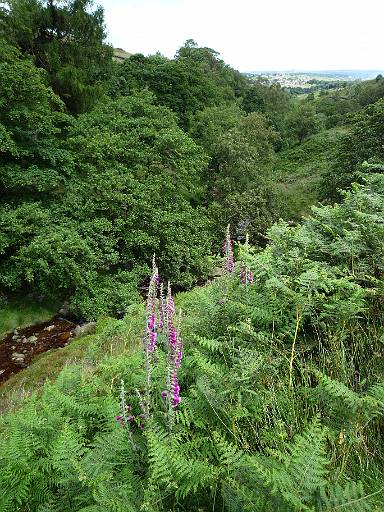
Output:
321,99,384,200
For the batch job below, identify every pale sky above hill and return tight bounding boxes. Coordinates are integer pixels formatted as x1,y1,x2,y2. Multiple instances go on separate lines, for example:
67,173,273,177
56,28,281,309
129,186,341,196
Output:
99,0,383,72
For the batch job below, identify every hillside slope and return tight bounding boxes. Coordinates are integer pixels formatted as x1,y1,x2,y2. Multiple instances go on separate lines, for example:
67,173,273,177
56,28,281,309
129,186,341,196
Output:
1,174,384,511
273,127,346,219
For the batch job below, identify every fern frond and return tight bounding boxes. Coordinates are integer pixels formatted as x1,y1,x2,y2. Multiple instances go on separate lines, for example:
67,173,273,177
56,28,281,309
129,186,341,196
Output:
367,382,384,409
193,334,223,353
147,426,217,499
315,371,361,411
315,371,384,423
212,431,246,470
190,348,225,378
285,416,328,497
320,481,374,511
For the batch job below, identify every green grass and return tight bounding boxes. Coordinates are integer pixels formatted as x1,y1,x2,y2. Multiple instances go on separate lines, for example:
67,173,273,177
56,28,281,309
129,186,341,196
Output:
274,127,347,219
0,295,59,337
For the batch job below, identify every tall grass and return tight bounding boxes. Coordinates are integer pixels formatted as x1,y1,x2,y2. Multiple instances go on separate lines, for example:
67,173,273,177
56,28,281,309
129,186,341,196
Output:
0,295,58,337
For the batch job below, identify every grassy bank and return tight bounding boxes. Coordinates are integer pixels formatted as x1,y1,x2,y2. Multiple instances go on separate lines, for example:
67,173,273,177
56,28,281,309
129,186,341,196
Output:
274,127,346,219
0,295,59,337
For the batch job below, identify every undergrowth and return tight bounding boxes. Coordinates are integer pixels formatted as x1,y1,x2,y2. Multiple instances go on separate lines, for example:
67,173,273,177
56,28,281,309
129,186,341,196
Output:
0,175,384,511
274,127,346,219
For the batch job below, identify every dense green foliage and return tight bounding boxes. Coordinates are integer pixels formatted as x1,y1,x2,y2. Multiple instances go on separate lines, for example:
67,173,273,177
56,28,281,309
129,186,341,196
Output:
1,0,384,317
0,0,113,113
273,127,345,220
321,99,384,200
109,40,246,131
1,2,384,508
1,176,384,510
307,74,384,129
0,85,212,318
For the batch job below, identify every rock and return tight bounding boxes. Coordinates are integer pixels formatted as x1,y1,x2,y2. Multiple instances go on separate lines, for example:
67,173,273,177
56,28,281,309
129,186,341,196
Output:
74,322,96,338
44,325,55,332
0,369,4,375
13,329,18,335
11,345,15,350
26,335,38,343
11,352,25,362
58,301,70,317
58,332,72,343
12,335,19,340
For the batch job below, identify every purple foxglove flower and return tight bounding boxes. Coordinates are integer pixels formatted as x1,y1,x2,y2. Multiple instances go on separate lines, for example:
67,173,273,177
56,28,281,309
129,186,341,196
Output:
168,299,175,316
171,371,181,407
172,395,181,407
248,271,253,284
139,423,145,430
175,349,183,369
228,241,234,273
240,264,245,285
160,390,169,397
127,415,134,422
223,225,235,274
149,330,157,352
148,313,156,331
167,284,175,316
169,324,177,349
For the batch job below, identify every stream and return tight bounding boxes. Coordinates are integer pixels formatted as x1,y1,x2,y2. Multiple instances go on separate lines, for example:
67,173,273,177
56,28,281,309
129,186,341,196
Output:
0,319,77,384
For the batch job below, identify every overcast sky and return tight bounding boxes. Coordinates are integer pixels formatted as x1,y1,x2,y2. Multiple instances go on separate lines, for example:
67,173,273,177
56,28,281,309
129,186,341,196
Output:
99,0,383,72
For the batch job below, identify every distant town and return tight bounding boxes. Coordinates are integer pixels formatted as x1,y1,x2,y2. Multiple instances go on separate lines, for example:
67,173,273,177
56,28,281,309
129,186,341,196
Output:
244,70,384,93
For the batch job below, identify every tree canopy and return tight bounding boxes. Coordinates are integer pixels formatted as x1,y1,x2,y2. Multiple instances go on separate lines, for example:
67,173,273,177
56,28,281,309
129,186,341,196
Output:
0,0,113,113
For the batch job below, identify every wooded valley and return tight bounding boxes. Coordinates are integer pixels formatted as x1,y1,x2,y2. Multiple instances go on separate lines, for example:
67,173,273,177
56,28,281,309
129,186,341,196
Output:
0,1,384,510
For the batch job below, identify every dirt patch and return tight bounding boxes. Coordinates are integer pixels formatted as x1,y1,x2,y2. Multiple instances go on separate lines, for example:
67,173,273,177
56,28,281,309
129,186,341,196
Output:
0,319,76,384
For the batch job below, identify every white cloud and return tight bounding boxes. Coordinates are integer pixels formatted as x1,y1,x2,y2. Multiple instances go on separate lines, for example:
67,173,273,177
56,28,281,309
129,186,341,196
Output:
100,0,384,71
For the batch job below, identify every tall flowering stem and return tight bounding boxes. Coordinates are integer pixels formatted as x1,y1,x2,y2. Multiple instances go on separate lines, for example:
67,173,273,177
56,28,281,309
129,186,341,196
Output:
223,224,234,274
162,283,183,433
239,234,253,288
138,259,183,432
142,255,159,420
240,262,253,287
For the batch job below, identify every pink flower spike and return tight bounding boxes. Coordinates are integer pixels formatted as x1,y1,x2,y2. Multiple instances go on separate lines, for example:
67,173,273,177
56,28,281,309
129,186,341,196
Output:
169,324,177,349
171,371,181,407
149,330,157,352
240,264,245,285
148,313,156,331
172,395,181,407
167,284,175,316
175,349,183,369
223,225,235,274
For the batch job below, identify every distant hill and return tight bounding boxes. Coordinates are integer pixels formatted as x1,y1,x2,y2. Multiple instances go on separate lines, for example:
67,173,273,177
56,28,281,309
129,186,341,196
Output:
113,47,132,63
